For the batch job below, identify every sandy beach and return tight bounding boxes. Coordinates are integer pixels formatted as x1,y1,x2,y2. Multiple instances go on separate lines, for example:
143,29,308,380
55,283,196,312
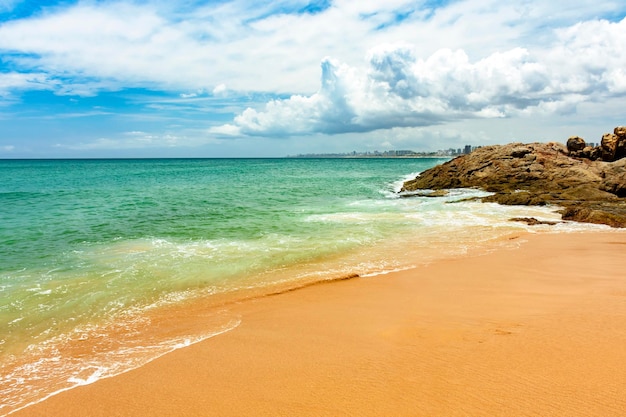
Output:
11,230,626,417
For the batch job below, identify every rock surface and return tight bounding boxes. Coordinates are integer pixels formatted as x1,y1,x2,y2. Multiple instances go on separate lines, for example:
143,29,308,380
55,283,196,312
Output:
566,136,586,153
401,138,626,228
509,217,559,226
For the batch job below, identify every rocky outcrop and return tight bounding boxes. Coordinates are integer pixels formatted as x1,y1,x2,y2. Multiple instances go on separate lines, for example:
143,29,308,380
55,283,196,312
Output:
401,131,626,227
568,126,626,161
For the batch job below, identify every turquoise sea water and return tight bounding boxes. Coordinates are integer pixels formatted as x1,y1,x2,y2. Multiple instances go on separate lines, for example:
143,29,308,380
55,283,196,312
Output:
0,158,605,415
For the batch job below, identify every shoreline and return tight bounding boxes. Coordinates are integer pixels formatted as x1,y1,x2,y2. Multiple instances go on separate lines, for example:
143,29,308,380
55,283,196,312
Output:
9,229,626,416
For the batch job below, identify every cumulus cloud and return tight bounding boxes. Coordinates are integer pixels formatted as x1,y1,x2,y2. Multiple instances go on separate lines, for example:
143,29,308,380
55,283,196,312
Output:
1,0,623,98
547,19,626,95
215,17,626,136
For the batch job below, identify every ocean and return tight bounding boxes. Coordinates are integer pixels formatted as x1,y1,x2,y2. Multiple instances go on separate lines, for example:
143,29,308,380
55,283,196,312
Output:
0,157,607,415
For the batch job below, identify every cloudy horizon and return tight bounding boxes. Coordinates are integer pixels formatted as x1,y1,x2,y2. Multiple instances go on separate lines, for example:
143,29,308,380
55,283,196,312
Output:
1,0,625,158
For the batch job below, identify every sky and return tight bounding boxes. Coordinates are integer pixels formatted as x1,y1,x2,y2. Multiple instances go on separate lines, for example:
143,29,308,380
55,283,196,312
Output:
0,0,625,158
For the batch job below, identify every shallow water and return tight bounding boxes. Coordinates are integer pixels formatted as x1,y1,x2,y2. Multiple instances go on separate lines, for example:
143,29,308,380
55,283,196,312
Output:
0,158,609,415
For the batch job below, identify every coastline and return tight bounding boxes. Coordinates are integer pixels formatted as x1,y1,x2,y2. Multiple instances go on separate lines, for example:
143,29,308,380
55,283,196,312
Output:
9,229,626,417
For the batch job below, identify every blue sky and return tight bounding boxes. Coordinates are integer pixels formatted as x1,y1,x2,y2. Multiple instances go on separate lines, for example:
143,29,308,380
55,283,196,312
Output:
1,0,625,158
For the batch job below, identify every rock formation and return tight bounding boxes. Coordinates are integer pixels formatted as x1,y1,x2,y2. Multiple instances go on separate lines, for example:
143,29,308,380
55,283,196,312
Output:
567,126,626,161
401,127,626,228
566,136,586,153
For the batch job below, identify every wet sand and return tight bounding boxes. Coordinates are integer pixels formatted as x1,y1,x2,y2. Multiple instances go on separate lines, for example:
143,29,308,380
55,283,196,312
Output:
12,231,626,416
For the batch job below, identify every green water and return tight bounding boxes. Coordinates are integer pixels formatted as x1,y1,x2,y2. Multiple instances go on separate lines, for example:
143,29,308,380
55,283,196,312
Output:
0,157,600,415
1,158,440,348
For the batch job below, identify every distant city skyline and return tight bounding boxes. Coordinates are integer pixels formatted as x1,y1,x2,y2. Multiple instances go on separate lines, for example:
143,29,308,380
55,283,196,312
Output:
1,1,625,158
288,146,480,158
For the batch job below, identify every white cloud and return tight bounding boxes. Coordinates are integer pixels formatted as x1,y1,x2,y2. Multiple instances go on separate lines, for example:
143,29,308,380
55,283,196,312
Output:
214,16,626,136
547,18,626,95
1,0,623,97
212,84,228,96
0,1,331,94
180,89,206,99
0,72,53,97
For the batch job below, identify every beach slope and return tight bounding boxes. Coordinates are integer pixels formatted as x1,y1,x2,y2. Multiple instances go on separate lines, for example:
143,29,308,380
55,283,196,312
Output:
12,231,626,417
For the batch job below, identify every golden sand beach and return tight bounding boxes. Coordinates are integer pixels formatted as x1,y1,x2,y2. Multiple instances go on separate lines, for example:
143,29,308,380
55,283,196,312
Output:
11,231,626,417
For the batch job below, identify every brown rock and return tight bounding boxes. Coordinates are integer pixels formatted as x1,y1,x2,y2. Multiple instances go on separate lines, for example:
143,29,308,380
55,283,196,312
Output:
566,136,586,154
509,217,558,226
599,158,626,197
614,126,626,161
563,126,626,162
561,204,626,228
401,141,626,227
582,146,602,160
601,133,619,161
401,142,584,194
399,189,449,198
511,146,533,158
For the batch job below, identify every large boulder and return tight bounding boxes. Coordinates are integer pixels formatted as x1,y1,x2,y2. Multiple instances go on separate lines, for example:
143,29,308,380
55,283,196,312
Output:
567,136,586,154
401,141,626,227
601,133,620,161
600,128,626,162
